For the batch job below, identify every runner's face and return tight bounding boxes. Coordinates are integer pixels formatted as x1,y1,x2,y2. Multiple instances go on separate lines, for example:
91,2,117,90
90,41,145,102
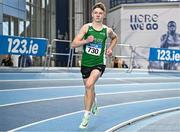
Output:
92,8,105,23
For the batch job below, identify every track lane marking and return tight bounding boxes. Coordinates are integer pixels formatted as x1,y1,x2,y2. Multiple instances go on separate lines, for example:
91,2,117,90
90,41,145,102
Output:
1,76,180,82
1,89,180,107
8,97,180,132
1,82,180,92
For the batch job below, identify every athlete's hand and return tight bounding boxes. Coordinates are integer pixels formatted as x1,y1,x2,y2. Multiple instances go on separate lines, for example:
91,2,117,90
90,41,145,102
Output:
86,35,94,43
106,48,112,57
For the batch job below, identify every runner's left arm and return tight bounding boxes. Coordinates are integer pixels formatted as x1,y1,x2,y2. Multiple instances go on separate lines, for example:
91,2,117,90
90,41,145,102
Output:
106,28,118,57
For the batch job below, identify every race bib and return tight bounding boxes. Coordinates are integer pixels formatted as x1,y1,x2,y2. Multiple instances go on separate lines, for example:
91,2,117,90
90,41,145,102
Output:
85,43,102,56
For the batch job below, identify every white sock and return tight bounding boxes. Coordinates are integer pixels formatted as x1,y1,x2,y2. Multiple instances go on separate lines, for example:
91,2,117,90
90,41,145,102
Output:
92,97,97,107
84,110,91,118
94,97,97,104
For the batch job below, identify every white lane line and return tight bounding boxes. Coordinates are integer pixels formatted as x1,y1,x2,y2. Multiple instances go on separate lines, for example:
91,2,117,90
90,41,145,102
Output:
0,95,83,107
0,82,180,92
0,72,151,75
1,89,180,107
0,85,84,92
0,78,82,82
8,96,180,132
7,110,83,132
105,107,180,132
0,76,179,82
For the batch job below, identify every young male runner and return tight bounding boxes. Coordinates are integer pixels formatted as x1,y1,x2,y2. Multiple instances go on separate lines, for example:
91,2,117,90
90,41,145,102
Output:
71,2,118,129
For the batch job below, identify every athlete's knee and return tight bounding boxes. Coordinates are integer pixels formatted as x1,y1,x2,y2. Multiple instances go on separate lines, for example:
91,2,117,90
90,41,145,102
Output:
85,81,94,89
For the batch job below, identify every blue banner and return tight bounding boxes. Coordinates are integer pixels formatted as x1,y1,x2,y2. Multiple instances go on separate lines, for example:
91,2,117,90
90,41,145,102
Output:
149,48,180,62
0,35,48,56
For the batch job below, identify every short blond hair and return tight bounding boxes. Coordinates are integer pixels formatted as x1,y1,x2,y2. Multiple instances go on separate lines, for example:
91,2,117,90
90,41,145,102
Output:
92,2,106,13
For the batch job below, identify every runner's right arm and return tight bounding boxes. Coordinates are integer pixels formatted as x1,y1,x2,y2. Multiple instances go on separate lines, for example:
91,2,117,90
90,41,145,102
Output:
72,24,93,48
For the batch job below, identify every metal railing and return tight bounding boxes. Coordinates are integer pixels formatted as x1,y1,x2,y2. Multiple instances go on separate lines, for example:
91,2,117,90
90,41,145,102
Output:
45,39,73,69
127,45,155,72
45,40,180,72
112,44,162,72
112,43,134,72
45,41,135,71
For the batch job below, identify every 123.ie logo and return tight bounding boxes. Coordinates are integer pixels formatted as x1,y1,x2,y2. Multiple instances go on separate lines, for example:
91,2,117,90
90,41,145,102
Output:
130,14,159,31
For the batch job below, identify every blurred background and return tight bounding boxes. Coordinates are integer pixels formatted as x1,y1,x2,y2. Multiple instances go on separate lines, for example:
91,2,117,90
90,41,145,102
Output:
0,0,179,70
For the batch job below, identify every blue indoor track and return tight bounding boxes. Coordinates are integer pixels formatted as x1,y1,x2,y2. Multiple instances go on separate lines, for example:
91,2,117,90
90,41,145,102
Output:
0,68,180,132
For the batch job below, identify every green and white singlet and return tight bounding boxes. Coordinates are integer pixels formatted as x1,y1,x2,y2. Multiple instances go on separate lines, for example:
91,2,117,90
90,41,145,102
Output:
82,23,108,67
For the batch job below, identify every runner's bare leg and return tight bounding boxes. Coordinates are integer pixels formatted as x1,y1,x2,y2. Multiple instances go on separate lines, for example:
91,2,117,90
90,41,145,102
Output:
83,69,101,111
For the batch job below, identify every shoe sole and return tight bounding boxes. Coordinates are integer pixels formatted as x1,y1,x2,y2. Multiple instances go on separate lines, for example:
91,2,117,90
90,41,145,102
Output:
79,124,88,129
